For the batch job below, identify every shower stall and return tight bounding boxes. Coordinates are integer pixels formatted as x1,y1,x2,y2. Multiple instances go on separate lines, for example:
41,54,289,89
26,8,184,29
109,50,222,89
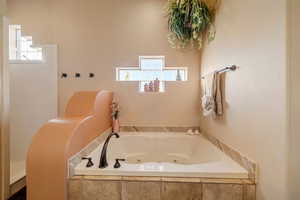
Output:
6,21,58,197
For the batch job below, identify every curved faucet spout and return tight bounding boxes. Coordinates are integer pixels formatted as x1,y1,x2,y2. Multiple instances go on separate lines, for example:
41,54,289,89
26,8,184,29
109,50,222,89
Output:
99,132,120,168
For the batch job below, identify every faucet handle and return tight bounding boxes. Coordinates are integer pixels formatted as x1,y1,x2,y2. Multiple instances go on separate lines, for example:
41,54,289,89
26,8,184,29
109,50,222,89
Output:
82,157,94,168
114,159,126,169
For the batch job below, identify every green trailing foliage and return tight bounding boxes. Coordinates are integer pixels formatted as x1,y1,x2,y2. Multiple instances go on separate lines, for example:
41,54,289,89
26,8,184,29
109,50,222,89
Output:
166,0,216,49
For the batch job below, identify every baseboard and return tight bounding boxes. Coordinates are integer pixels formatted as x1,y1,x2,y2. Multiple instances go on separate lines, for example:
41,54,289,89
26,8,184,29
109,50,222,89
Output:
9,176,26,198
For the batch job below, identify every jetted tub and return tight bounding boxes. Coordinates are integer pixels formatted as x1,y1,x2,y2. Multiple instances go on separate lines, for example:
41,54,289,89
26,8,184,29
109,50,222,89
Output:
74,132,248,178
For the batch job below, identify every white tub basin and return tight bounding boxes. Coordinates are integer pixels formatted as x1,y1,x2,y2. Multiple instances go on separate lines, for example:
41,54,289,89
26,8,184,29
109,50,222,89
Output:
74,132,248,179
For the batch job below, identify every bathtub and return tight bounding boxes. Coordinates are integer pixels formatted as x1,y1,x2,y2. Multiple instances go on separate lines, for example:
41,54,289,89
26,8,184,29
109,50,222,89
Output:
74,132,248,178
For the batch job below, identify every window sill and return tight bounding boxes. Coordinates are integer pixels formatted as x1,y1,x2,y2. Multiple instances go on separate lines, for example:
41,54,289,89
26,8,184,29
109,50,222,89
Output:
9,60,45,64
138,92,165,94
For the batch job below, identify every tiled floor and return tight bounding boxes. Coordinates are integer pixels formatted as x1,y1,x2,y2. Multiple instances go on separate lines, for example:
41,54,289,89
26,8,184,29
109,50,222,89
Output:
9,187,26,200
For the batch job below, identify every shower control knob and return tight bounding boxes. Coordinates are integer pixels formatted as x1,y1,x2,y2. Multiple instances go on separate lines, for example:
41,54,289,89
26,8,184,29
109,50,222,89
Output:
114,159,126,169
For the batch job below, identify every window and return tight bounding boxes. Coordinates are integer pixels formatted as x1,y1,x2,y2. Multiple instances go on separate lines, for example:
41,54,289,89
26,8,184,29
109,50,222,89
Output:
9,25,43,61
116,56,188,93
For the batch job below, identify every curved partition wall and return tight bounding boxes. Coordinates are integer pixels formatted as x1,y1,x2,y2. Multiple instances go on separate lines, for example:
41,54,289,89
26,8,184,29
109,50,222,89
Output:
26,90,113,200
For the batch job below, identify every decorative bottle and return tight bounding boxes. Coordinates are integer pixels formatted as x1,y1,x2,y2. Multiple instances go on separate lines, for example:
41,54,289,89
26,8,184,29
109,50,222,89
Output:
176,69,182,81
144,83,149,92
149,81,154,92
154,78,160,92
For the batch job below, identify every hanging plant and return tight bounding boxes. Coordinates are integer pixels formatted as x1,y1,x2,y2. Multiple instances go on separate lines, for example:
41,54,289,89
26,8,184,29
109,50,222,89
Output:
166,0,216,49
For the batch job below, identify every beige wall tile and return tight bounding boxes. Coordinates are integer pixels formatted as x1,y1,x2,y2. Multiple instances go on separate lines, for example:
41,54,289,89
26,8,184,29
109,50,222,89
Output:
135,127,167,132
161,182,202,200
200,178,244,184
202,184,243,200
161,177,201,183
70,176,83,180
120,126,138,132
241,157,257,182
122,181,161,200
70,179,254,200
243,185,256,200
122,176,161,182
201,132,257,182
82,180,121,200
83,175,123,181
68,180,82,200
120,126,201,133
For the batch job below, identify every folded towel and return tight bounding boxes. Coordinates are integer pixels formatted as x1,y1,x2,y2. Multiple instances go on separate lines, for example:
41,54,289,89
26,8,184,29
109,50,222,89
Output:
201,71,223,117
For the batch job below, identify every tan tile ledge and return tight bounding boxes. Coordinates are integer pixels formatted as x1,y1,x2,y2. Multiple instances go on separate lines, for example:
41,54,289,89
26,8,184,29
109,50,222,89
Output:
69,175,255,185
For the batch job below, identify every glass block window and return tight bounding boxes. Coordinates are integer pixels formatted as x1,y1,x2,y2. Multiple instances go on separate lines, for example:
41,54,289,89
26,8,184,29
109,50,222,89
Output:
9,25,43,61
116,56,188,93
139,56,164,70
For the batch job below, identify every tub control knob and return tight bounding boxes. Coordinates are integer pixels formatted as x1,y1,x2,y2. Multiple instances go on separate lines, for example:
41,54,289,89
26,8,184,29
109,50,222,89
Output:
114,159,125,169
82,157,94,168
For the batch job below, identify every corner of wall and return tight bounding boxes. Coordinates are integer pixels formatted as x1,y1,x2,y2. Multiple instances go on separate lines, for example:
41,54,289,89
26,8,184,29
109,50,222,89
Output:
0,14,11,200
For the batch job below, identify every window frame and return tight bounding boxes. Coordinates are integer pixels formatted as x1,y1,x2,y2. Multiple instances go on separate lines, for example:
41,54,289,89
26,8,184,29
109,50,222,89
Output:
116,56,188,93
116,67,188,82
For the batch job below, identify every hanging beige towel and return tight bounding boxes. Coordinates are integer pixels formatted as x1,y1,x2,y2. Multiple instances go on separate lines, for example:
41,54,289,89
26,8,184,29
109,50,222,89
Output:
201,72,217,117
202,71,223,117
214,72,223,116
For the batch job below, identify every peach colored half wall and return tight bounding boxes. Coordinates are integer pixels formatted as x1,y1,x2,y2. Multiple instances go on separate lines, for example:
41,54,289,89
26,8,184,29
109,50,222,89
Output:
200,1,288,200
26,90,113,200
7,0,201,127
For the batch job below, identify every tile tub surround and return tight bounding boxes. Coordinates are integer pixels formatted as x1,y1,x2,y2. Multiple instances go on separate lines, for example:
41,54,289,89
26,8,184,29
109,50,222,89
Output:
120,126,201,132
68,175,256,200
68,128,111,177
200,132,257,183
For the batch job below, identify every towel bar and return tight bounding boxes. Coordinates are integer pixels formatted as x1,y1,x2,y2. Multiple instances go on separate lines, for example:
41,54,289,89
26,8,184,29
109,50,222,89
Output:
201,65,237,79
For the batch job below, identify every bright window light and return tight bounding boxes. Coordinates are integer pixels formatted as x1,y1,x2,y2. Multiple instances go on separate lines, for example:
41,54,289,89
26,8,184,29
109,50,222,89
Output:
9,25,43,61
116,56,188,93
140,56,164,70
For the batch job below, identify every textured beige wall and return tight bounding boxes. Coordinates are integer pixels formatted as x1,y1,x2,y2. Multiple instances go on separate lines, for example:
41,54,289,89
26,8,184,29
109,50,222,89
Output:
0,13,3,200
288,0,300,199
0,0,5,15
7,0,201,127
200,0,288,200
1,1,10,199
